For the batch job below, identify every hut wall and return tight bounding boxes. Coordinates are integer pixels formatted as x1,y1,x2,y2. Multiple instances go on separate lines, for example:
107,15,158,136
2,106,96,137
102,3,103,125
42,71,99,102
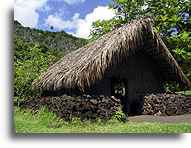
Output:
126,53,164,114
87,77,111,96
87,52,164,114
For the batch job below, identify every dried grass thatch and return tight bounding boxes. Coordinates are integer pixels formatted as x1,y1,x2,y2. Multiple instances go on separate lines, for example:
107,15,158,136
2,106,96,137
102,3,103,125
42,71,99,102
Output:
33,17,191,94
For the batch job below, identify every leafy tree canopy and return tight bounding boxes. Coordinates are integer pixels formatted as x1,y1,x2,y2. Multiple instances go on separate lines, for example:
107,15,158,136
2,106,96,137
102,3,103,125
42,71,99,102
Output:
91,0,191,38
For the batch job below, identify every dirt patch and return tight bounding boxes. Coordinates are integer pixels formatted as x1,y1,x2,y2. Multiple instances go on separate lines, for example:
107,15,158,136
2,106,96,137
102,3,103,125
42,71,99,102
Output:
128,114,191,123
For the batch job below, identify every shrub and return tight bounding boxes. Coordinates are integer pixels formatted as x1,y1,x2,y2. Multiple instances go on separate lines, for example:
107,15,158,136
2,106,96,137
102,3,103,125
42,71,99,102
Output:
112,108,128,122
14,38,59,104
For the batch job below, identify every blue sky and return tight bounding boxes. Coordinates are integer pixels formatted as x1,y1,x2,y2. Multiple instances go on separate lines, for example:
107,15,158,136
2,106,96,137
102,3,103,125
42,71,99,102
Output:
14,0,115,38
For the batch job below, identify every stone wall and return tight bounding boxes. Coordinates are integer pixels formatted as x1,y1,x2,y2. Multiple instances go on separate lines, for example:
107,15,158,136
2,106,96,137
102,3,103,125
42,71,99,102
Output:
20,93,191,121
143,93,191,116
20,94,121,121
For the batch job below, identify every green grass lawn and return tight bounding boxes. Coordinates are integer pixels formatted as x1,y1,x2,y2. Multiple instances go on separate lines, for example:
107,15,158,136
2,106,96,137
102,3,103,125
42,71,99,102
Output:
14,107,191,133
176,90,191,96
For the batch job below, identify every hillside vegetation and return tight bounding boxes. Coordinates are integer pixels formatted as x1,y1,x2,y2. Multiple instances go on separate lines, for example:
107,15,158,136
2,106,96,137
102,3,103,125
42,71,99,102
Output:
14,21,87,103
14,21,87,54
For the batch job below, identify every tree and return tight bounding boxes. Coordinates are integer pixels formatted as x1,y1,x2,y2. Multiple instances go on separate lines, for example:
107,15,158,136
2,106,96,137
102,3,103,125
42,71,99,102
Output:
91,0,191,38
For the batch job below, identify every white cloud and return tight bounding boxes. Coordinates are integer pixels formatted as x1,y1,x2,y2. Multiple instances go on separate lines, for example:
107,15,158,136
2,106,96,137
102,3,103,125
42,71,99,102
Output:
62,0,86,5
14,0,48,28
48,0,85,5
46,14,76,30
45,6,115,38
75,6,115,38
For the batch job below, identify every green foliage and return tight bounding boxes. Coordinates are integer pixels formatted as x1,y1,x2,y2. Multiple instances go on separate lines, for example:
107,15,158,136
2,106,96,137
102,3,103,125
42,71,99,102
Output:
91,18,125,40
14,37,60,103
14,21,87,54
164,82,182,92
167,31,191,80
112,108,127,122
14,107,64,132
176,90,191,97
91,0,191,37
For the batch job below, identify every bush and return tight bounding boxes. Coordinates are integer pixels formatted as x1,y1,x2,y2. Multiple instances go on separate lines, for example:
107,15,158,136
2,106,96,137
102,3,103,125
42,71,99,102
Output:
112,108,128,122
14,38,60,104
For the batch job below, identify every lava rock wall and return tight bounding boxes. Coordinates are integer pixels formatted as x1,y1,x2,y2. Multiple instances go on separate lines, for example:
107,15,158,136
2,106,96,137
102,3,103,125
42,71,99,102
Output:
21,94,121,121
143,93,191,116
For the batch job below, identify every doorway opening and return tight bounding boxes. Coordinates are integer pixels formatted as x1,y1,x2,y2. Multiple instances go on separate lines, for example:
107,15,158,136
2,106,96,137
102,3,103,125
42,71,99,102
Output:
111,78,128,114
129,96,144,115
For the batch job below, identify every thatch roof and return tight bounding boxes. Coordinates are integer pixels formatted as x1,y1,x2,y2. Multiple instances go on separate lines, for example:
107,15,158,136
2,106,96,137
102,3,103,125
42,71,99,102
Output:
33,17,191,94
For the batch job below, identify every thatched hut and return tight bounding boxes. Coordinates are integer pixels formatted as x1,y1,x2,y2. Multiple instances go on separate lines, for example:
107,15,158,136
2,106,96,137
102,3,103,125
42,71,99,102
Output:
34,17,191,114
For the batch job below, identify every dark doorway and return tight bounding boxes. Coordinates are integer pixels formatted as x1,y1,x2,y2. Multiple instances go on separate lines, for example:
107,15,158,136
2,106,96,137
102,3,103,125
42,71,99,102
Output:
111,78,128,114
129,95,144,115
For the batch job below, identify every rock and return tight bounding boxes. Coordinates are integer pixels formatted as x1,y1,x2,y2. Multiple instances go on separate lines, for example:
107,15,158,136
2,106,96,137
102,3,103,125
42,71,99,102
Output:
143,93,191,116
20,94,121,121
